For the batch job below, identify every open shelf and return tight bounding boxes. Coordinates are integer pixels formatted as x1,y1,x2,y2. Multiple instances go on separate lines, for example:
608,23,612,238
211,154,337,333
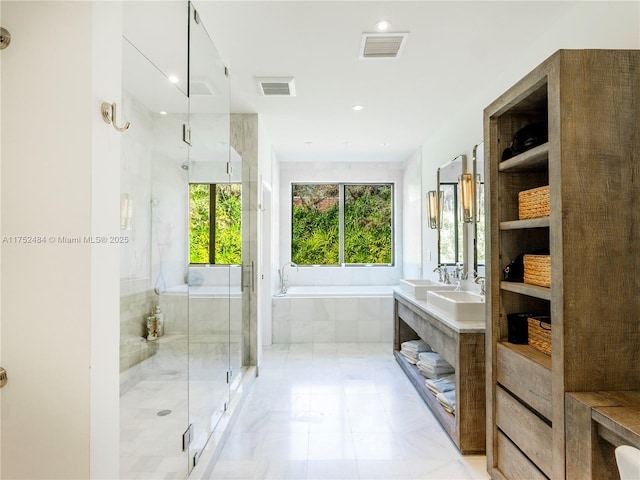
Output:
499,341,551,371
394,351,456,434
500,281,551,301
500,218,550,230
498,143,549,172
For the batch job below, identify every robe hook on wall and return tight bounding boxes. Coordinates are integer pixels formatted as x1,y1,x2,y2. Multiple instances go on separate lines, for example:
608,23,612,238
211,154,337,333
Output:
0,27,11,49
101,102,130,132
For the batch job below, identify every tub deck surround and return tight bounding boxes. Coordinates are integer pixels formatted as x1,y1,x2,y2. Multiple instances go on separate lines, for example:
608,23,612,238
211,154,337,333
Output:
393,288,486,454
271,285,395,344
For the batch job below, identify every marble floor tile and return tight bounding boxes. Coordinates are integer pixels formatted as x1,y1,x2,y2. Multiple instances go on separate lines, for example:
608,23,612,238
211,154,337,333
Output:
196,343,491,480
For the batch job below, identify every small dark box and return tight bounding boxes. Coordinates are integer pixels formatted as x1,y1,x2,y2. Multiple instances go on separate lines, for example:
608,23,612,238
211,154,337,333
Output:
507,313,532,344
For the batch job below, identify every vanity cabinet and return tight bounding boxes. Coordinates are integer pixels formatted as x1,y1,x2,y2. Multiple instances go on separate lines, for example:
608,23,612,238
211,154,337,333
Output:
393,290,486,454
485,50,640,479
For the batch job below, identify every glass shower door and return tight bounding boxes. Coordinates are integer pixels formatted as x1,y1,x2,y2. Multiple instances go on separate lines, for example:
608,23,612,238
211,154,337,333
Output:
119,2,190,479
186,2,232,469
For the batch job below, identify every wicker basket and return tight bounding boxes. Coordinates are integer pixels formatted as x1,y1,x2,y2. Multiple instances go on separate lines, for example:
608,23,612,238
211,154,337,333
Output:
518,185,550,220
523,254,551,287
528,316,551,355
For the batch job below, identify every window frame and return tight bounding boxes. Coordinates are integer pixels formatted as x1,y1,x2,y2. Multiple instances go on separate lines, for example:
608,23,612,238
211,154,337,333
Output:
291,182,395,267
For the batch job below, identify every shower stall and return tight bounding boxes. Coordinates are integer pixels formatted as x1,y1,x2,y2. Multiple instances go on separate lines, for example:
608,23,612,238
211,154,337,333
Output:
118,3,253,478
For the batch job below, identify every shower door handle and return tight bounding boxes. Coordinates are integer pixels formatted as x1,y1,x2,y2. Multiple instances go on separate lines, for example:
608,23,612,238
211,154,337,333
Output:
0,367,7,388
241,262,254,292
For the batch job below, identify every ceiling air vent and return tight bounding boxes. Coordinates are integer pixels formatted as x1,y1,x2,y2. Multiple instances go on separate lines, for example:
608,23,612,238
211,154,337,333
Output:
255,76,296,96
359,32,409,59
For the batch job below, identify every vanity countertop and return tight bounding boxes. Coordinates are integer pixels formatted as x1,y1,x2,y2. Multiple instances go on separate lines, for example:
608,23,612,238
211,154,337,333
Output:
393,287,486,334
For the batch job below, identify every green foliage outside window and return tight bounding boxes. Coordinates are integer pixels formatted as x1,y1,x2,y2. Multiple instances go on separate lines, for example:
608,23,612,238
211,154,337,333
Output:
344,185,392,264
292,184,340,265
189,183,241,265
291,183,393,265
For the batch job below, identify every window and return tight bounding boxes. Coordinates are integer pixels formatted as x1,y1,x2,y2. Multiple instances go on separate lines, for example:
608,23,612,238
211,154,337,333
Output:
189,183,241,265
439,183,463,265
291,183,393,266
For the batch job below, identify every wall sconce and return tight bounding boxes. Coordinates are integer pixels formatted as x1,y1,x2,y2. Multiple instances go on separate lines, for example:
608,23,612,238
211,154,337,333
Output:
427,190,443,229
120,193,132,230
459,173,480,223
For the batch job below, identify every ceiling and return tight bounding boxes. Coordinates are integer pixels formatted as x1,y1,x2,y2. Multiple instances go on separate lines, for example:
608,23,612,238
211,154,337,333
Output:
191,1,630,163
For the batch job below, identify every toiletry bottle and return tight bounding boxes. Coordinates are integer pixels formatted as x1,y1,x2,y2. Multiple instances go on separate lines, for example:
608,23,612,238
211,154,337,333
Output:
154,305,164,337
146,309,157,341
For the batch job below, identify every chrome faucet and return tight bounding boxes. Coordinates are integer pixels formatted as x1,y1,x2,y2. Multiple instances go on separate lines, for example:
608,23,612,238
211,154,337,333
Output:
453,263,467,281
433,265,443,283
278,261,298,295
442,265,451,285
474,274,486,295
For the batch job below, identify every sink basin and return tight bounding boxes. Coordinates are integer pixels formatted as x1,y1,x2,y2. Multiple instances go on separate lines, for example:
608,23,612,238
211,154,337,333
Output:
426,290,486,322
399,279,456,299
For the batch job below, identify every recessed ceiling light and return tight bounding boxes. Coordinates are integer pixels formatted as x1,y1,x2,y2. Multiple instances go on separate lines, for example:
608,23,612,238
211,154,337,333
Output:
159,111,167,115
305,141,313,146
375,20,392,31
168,75,179,84
381,142,390,147
352,105,364,111
344,142,351,146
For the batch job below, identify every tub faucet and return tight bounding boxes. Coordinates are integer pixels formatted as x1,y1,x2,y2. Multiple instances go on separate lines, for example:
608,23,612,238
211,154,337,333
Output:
278,261,298,295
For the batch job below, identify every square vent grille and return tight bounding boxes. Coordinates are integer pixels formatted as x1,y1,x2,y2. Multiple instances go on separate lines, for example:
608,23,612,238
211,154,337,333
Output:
359,32,409,59
255,76,296,96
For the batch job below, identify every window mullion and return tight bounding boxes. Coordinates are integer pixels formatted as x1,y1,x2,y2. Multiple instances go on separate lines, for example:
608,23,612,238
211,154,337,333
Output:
339,184,345,265
210,184,216,264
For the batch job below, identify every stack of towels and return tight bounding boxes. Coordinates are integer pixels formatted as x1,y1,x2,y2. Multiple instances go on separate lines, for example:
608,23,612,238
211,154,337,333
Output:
425,374,457,415
400,339,431,364
436,390,456,415
416,352,455,379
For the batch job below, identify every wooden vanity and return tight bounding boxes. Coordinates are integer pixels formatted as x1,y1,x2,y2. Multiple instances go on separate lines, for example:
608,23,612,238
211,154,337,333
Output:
393,289,486,454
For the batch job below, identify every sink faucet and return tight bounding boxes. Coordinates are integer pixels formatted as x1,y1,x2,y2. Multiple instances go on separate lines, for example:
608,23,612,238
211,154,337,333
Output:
442,265,451,285
278,261,298,295
453,263,467,281
474,274,486,295
433,265,443,283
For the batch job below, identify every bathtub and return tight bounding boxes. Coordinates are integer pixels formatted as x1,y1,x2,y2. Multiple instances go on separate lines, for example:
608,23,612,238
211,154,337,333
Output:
159,284,243,339
279,285,394,298
271,285,396,343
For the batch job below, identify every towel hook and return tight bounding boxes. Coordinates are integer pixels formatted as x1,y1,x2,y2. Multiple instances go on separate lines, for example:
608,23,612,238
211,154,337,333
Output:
0,28,11,50
101,102,130,132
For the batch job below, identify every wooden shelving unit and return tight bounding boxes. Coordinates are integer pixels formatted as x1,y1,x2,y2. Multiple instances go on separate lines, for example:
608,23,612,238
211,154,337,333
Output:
485,50,640,479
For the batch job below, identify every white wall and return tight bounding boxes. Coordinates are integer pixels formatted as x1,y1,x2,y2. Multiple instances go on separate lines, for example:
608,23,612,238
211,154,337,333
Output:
278,161,404,286
402,150,422,279
1,2,120,478
420,1,640,287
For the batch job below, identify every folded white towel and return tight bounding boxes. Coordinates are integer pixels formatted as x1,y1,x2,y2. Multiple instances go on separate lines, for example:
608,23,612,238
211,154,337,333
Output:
437,390,456,414
401,339,431,353
399,350,418,365
417,351,452,368
425,374,456,395
419,366,455,379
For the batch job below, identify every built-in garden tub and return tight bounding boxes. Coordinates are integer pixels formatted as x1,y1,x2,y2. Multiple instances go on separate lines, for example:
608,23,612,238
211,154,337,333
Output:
271,285,395,343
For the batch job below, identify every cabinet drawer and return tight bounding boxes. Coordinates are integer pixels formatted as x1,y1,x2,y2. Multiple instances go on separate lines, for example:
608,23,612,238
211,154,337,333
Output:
497,431,548,480
496,343,552,420
496,387,552,477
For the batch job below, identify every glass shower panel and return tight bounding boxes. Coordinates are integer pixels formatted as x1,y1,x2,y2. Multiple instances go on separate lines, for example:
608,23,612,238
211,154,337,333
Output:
186,2,232,469
230,156,250,396
119,2,190,478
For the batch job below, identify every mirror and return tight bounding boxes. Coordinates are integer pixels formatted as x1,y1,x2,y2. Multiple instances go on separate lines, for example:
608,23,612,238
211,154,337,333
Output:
437,155,465,269
473,143,485,275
